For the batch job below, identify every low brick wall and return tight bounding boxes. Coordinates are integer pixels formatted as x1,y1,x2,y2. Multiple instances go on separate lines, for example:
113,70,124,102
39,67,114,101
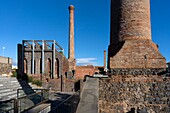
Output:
75,66,104,80
76,66,95,79
99,75,170,113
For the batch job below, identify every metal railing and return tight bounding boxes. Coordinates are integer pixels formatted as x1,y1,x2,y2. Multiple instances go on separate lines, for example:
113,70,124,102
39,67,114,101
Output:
49,90,80,113
18,89,49,112
0,88,49,113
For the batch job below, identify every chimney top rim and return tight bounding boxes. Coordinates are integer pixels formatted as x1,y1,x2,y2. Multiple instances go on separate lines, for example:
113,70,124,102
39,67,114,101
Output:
69,5,74,10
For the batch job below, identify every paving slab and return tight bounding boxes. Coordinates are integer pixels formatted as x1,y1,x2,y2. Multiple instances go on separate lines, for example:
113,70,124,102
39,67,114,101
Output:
76,77,99,113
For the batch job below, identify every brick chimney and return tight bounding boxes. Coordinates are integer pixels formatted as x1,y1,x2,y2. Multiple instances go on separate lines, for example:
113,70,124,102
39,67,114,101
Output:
108,0,166,69
104,50,106,69
68,5,76,71
68,5,74,60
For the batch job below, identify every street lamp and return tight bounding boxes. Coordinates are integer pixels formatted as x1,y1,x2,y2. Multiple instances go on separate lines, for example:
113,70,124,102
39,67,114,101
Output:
2,47,5,56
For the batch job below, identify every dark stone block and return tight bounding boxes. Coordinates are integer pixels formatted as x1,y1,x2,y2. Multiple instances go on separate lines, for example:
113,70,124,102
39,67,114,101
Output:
165,91,170,97
137,108,148,113
99,75,170,113
110,68,166,76
155,98,161,104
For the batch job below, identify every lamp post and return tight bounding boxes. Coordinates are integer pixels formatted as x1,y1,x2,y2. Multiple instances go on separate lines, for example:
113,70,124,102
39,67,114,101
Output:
2,47,5,56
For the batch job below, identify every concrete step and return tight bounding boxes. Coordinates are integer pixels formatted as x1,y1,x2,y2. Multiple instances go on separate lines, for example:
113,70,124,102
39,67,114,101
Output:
1,94,17,100
0,79,19,81
0,91,18,101
0,77,18,80
0,82,19,85
0,90,25,101
0,91,17,97
0,76,22,101
0,89,12,93
0,83,21,86
0,77,20,87
0,83,20,86
0,76,43,102
0,85,21,90
0,91,19,99
0,89,19,95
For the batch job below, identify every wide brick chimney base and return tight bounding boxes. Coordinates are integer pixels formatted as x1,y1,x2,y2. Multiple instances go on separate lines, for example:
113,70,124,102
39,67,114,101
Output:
108,39,166,69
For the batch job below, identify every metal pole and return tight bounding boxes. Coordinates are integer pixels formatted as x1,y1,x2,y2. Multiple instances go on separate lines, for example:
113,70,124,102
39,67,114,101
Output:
42,40,45,75
2,47,5,56
14,99,18,113
53,40,56,79
32,40,35,74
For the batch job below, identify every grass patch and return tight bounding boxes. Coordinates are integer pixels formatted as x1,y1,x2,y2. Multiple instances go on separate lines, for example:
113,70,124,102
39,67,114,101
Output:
11,71,17,77
32,79,42,86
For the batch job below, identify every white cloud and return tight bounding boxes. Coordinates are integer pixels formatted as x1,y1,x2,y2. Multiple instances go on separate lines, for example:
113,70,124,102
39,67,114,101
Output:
76,58,97,66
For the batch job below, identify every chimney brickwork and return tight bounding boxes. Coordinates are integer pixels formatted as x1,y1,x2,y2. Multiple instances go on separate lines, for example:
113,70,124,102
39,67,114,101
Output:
104,50,106,69
108,0,166,69
68,5,76,71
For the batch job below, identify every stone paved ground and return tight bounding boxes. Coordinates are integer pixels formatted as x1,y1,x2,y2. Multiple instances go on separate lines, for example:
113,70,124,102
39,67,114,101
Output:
76,77,99,113
48,91,74,110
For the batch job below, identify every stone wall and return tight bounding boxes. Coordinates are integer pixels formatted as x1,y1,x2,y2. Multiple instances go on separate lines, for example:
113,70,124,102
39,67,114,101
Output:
0,63,12,75
0,56,12,64
99,75,170,113
75,65,104,80
0,56,12,75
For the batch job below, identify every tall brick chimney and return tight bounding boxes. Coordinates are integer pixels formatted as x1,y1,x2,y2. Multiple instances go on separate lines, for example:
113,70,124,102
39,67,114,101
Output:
68,5,75,60
104,50,106,70
68,5,76,71
108,0,166,69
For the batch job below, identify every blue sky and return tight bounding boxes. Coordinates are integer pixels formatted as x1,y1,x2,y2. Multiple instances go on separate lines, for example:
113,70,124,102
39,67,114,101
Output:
0,0,169,66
